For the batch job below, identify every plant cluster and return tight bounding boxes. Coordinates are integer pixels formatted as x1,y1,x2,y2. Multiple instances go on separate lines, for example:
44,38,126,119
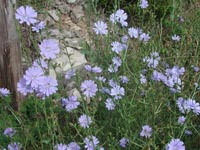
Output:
0,0,200,150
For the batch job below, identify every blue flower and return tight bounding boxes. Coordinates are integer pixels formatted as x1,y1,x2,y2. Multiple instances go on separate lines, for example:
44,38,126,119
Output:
7,142,22,150
110,85,125,100
93,21,108,35
111,41,124,54
0,88,10,96
32,21,45,32
54,143,67,150
139,0,149,9
172,34,181,42
78,114,92,128
4,128,16,137
81,80,97,98
15,6,37,25
128,27,141,38
24,66,44,89
61,96,80,112
37,76,58,98
166,139,185,150
65,69,76,80
140,125,152,138
84,136,99,150
178,116,186,125
105,98,115,110
115,9,128,26
67,142,80,150
119,137,129,148
39,39,60,59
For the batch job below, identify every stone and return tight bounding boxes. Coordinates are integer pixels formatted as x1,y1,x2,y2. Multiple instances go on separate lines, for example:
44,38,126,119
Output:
62,30,77,38
48,10,59,22
67,0,77,4
64,38,81,49
67,88,81,99
51,48,87,74
66,47,75,54
58,4,71,14
48,29,61,37
44,15,56,26
69,50,87,67
71,5,84,23
55,0,62,5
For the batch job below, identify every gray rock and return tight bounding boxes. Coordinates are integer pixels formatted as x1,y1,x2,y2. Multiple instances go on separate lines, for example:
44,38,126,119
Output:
50,48,87,76
62,30,77,38
65,38,82,49
67,88,81,99
71,5,84,23
67,0,77,4
49,29,62,38
58,4,71,14
44,15,56,26
48,10,59,22
66,47,75,54
55,0,62,5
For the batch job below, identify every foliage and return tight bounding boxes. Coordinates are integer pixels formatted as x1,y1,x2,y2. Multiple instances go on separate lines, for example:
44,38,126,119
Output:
0,0,200,150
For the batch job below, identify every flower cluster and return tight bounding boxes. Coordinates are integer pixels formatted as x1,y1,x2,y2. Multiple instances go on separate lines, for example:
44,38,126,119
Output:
108,56,122,73
151,63,185,93
110,9,128,27
17,66,58,98
177,97,200,115
15,5,60,100
54,142,80,150
143,52,160,69
15,6,45,32
128,27,150,43
85,65,102,73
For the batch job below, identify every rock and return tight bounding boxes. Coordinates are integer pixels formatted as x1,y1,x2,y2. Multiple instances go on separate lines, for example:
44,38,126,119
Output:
58,4,71,14
49,68,57,78
69,50,87,67
47,29,77,39
66,47,75,54
71,5,84,23
67,88,81,99
55,0,62,5
67,0,77,4
49,29,62,38
48,10,59,22
51,48,87,74
44,15,56,26
62,30,77,38
64,38,82,49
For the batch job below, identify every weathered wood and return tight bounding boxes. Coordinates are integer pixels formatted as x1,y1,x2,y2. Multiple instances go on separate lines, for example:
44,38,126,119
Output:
0,0,24,110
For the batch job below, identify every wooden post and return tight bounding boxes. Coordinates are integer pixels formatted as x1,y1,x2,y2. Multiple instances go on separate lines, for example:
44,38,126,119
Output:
0,0,24,110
